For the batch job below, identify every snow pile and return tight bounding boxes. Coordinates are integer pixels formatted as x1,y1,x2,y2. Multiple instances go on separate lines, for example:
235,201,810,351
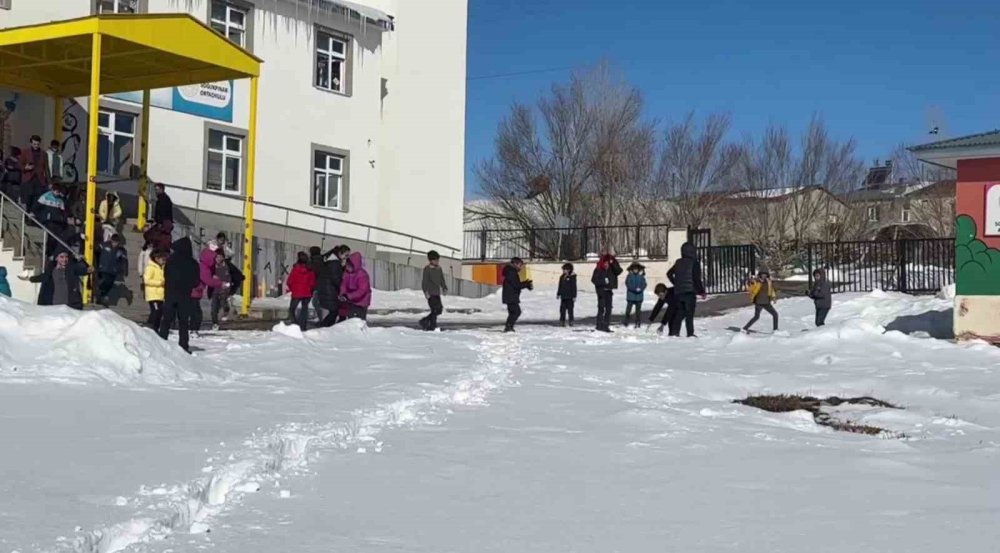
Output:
0,297,222,385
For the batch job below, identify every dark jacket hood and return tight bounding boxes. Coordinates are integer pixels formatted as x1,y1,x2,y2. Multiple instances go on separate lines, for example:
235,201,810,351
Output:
681,242,697,259
172,237,194,258
0,267,7,278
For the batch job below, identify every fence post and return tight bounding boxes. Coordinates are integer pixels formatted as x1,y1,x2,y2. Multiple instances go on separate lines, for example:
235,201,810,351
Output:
898,239,908,293
807,244,814,290
479,229,487,262
529,229,536,259
635,225,641,258
581,227,589,261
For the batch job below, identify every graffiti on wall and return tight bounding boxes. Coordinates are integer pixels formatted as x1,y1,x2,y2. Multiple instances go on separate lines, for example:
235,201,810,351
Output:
59,99,85,185
0,92,19,158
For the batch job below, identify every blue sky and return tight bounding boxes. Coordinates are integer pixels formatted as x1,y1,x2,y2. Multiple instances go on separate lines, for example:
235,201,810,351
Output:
464,0,1000,197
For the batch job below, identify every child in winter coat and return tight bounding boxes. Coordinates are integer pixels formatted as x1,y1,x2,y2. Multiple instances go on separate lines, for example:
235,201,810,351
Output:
143,250,166,329
743,271,779,332
557,262,577,327
97,233,129,306
286,251,316,330
137,240,152,299
648,283,678,334
210,250,233,329
501,257,532,332
624,262,647,328
809,269,832,326
591,254,623,332
0,266,11,297
339,251,372,321
419,250,448,331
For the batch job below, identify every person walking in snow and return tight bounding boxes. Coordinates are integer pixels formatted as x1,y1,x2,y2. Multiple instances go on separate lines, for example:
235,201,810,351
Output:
158,237,200,353
666,242,707,337
209,250,233,329
29,249,90,310
557,262,577,327
647,283,678,334
0,266,12,297
809,268,832,327
143,249,167,329
96,233,129,306
419,250,448,331
624,262,647,328
501,257,532,332
339,251,371,321
743,271,779,333
309,246,333,326
286,251,316,330
591,253,623,332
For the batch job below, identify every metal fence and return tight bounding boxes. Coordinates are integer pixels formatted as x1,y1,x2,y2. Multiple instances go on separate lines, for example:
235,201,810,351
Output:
806,238,954,293
464,225,671,262
698,244,757,294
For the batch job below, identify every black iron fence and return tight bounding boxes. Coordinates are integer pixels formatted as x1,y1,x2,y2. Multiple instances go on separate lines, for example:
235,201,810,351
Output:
806,238,954,293
464,225,672,262
698,244,757,294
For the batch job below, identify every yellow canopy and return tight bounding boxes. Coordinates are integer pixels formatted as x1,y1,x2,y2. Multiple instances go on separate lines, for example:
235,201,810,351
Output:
0,13,261,96
0,14,262,314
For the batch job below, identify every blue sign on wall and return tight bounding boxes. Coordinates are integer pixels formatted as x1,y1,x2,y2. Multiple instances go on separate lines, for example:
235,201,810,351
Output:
110,81,234,123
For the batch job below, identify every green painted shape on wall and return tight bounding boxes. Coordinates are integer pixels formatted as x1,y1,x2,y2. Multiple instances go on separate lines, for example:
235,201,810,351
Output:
955,214,1000,295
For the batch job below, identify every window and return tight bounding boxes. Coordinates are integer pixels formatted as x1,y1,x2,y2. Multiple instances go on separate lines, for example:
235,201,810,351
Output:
867,206,880,223
96,0,139,13
315,30,349,94
206,129,243,194
901,208,911,223
312,150,347,210
97,109,136,176
0,0,11,11
210,1,249,48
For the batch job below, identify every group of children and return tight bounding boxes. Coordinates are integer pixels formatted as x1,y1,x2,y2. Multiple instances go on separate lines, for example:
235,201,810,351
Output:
285,245,372,330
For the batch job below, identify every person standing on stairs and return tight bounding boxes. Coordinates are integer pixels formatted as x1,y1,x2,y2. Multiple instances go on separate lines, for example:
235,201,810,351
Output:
143,250,167,330
153,183,174,228
96,233,130,306
19,135,49,211
158,237,200,353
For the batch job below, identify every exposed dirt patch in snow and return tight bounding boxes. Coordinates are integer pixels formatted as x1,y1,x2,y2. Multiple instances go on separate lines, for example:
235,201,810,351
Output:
735,394,904,437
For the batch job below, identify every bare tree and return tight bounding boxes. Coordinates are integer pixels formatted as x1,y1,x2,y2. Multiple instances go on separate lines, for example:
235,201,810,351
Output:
471,63,658,257
657,112,740,229
726,116,864,272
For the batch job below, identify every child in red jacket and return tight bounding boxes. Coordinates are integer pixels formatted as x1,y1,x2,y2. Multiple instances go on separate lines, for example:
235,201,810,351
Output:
286,251,316,330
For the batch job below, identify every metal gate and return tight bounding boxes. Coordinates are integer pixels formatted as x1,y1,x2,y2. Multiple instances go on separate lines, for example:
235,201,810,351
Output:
699,244,757,294
806,238,954,293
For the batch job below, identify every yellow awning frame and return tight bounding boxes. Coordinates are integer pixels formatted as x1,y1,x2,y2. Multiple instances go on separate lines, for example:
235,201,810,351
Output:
0,14,262,315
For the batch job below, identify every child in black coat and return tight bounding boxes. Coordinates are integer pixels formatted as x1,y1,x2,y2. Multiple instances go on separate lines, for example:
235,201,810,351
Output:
557,263,577,327
648,283,679,334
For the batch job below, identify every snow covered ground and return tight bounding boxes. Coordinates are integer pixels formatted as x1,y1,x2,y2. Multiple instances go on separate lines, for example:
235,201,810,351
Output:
1,291,998,552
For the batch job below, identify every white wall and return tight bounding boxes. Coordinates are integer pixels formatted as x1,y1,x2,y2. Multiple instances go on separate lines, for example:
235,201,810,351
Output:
1,0,467,257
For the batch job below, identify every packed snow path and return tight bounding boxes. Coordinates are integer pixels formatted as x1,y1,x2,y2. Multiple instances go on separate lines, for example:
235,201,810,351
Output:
1,292,998,552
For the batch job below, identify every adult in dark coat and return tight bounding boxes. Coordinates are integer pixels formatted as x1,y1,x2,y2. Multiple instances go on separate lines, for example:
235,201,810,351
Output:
501,257,532,332
310,246,338,327
809,269,833,326
666,242,706,337
158,237,200,353
591,254,623,332
19,135,49,210
153,183,174,226
29,249,90,309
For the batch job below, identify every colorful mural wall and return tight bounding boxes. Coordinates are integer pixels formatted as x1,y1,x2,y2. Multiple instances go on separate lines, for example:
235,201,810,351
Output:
955,159,1000,296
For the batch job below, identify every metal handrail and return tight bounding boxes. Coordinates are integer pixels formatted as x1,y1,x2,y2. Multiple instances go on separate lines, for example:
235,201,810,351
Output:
154,182,461,256
0,191,81,266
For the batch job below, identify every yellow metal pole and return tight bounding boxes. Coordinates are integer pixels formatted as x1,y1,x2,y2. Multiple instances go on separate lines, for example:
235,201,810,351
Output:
83,33,102,305
136,89,151,231
240,76,259,317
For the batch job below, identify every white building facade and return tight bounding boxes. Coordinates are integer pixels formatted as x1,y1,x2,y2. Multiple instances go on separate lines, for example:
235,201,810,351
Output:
0,0,468,265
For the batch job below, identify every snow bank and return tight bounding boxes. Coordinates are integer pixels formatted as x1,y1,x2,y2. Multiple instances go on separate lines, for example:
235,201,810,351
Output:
0,297,223,385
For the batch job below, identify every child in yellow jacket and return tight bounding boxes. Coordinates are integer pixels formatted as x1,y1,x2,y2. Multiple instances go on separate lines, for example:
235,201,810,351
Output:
743,271,779,332
143,250,167,330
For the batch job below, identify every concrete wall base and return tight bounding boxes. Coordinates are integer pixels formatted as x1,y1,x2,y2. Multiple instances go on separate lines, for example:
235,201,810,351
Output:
955,295,1000,343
